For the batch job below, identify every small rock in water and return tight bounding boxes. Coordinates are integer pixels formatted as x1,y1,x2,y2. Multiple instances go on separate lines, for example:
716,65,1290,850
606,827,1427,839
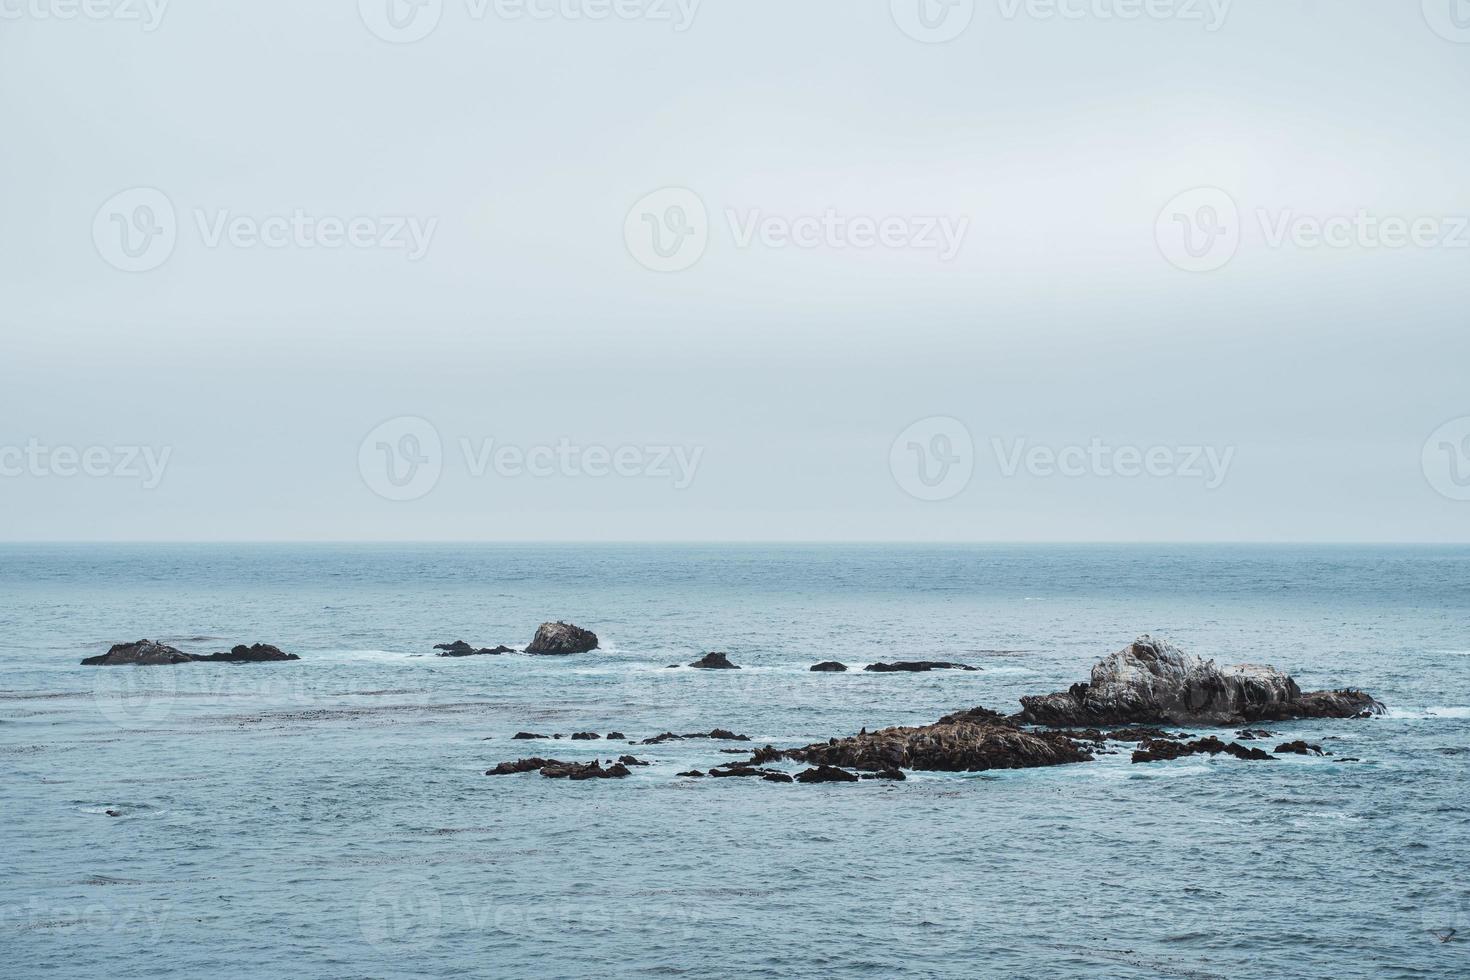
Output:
524,621,599,656
512,732,549,740
606,732,626,740
810,661,848,672
676,770,705,778
795,765,860,784
688,652,740,670
618,755,649,766
864,661,977,673
435,640,514,658
1274,740,1326,756
570,732,601,740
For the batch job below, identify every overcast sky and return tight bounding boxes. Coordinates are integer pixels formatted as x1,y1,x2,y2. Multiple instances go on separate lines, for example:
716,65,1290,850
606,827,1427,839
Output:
2,1,1468,542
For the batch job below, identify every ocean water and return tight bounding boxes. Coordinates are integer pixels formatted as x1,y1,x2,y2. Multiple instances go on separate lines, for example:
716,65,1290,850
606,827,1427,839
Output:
2,543,1468,978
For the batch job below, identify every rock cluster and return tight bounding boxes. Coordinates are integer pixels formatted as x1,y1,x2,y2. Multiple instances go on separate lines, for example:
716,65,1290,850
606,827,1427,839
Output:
524,622,599,655
1017,635,1384,727
773,717,1091,773
1131,736,1275,763
82,640,299,666
435,640,514,657
864,661,977,673
485,758,631,779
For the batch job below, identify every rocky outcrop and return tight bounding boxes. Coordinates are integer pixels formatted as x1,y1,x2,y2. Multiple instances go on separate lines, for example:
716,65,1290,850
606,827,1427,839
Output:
83,639,301,665
524,622,598,655
82,640,197,666
539,761,631,780
1017,635,1385,727
773,717,1091,773
486,758,631,779
864,661,977,673
435,640,513,657
192,643,300,663
688,652,740,670
810,661,848,672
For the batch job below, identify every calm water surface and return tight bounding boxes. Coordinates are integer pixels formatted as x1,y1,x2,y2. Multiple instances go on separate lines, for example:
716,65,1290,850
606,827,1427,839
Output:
2,544,1468,978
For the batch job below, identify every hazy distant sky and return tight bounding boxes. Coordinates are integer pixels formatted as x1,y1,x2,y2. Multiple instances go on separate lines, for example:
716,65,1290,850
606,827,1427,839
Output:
2,1,1468,541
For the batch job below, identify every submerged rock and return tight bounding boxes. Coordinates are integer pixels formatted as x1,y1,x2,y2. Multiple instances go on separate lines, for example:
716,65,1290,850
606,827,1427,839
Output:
1131,736,1275,764
82,640,196,666
618,755,649,766
1017,635,1385,727
191,643,300,663
809,661,849,672
676,770,706,778
512,732,549,740
435,640,514,657
524,622,598,656
688,652,740,670
864,661,977,673
639,729,750,745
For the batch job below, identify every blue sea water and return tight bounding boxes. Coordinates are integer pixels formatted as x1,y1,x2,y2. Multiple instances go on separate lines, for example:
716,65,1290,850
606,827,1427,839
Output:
2,543,1468,978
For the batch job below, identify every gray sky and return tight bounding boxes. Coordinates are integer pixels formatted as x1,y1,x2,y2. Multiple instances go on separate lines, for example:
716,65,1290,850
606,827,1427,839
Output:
2,1,1468,541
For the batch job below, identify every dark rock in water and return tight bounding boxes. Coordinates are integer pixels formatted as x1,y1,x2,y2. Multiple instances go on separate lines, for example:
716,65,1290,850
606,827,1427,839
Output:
707,765,770,778
761,771,795,783
810,661,849,672
776,714,1091,773
82,640,194,666
861,768,906,781
105,809,122,817
84,639,300,665
1017,635,1385,727
795,765,860,784
688,652,740,670
640,729,750,745
1131,736,1276,764
570,732,601,740
486,757,559,776
676,770,705,778
192,643,300,663
606,732,626,740
435,640,513,657
1236,729,1274,740
525,621,598,656
512,732,549,740
618,755,649,766
539,761,631,780
864,661,977,673
1275,740,1326,756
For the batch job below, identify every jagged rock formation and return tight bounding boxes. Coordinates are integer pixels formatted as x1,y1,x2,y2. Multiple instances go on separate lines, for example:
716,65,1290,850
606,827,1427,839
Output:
524,622,599,655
